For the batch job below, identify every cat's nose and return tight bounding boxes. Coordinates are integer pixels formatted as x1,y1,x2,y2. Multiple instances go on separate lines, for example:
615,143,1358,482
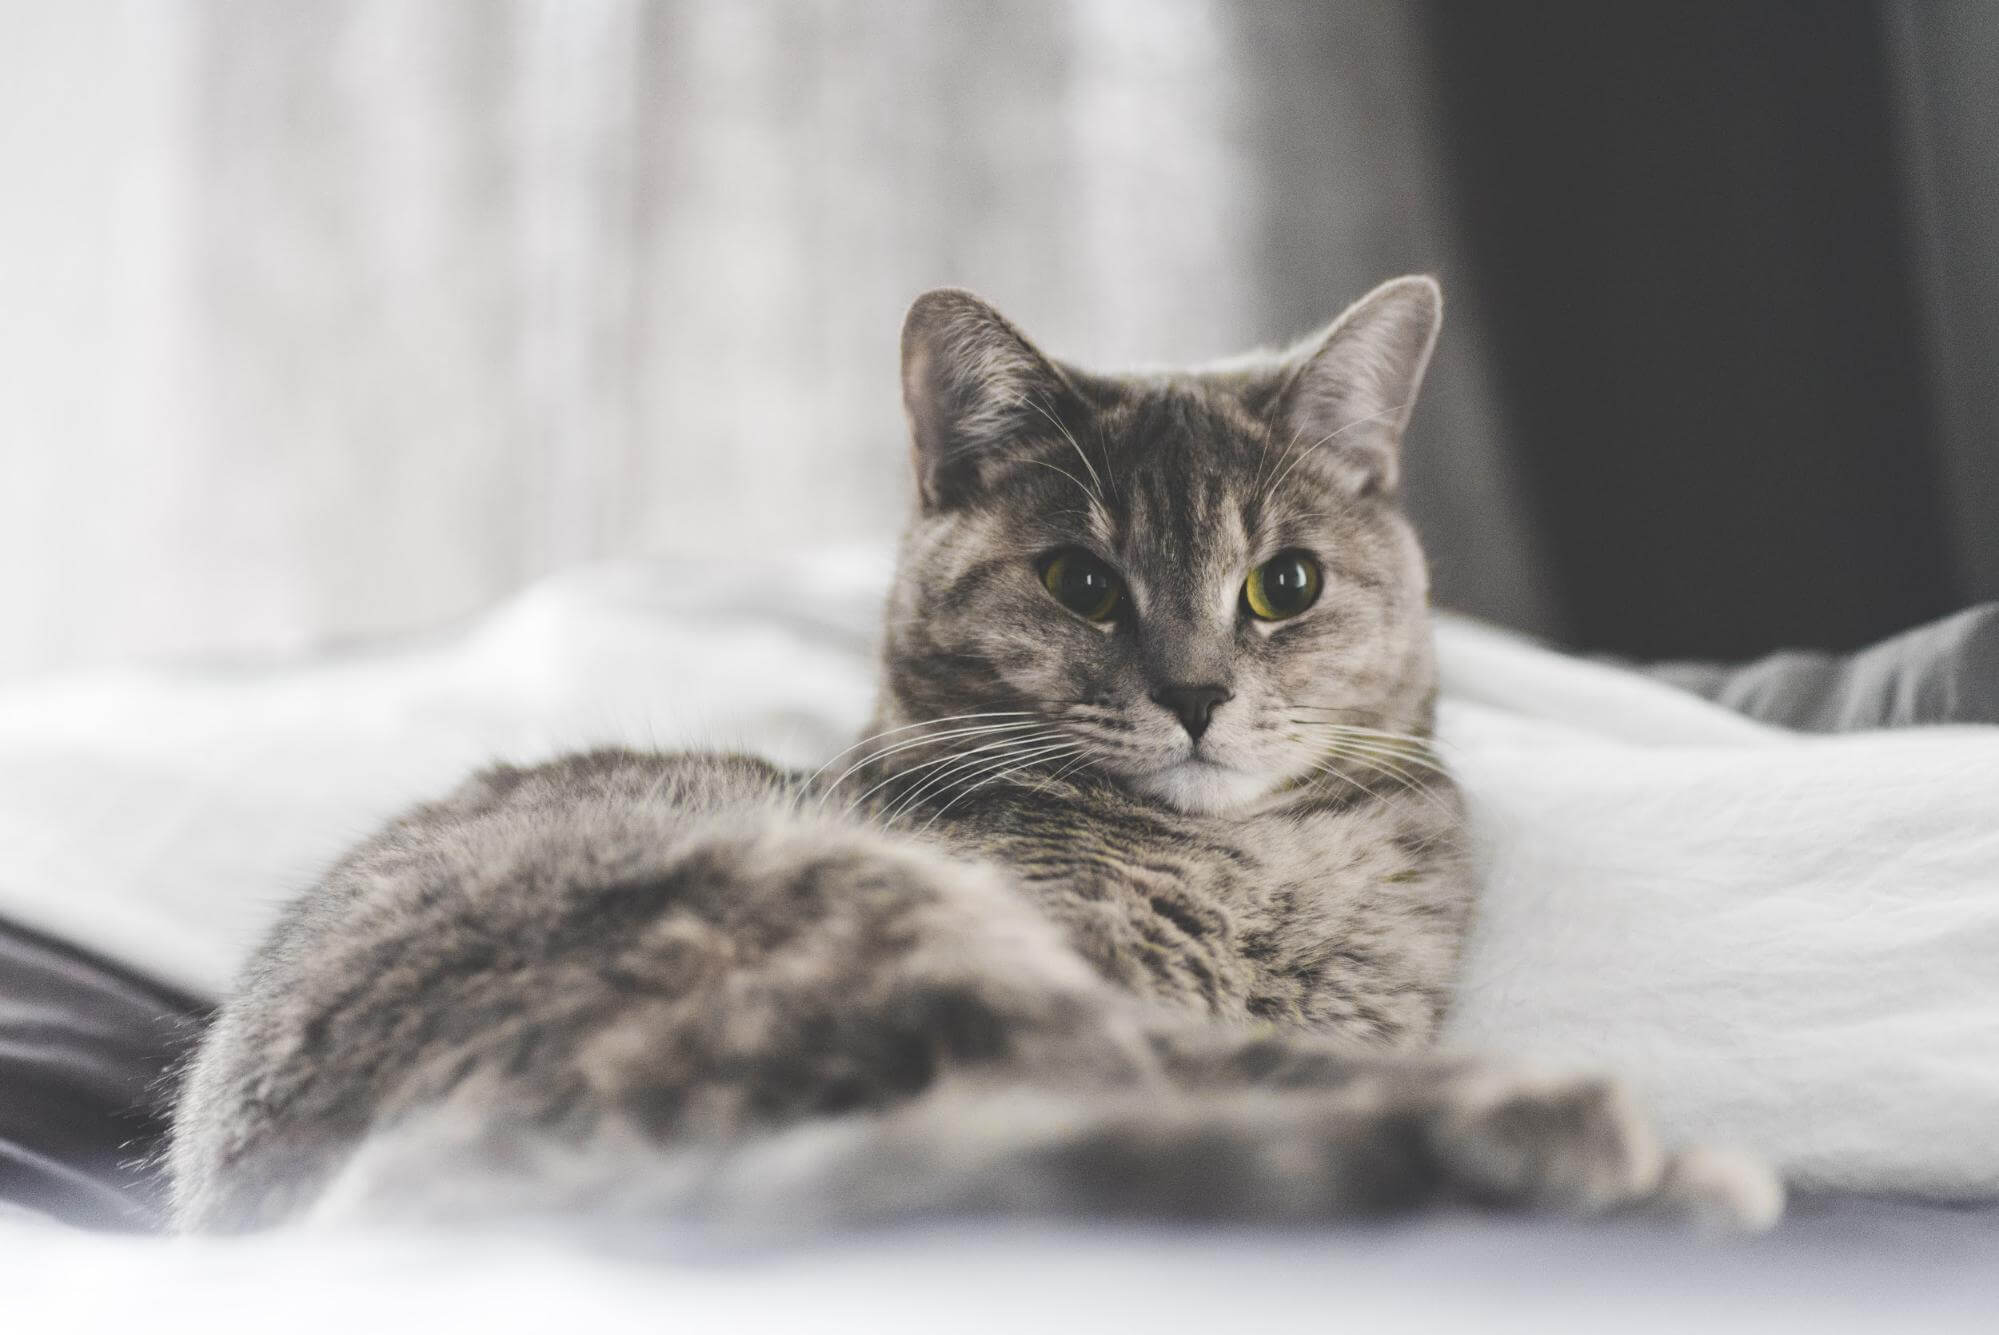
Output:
1151,684,1233,742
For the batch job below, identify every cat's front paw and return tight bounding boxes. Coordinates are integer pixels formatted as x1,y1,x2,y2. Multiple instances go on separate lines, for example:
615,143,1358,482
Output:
1420,1072,1782,1232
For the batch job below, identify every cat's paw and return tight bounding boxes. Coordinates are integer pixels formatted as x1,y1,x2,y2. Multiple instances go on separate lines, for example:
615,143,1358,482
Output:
1419,1072,1782,1232
1644,1142,1785,1233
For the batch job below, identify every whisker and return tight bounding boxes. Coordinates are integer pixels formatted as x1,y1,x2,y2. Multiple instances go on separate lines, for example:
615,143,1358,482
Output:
1287,720,1458,768
1286,714,1445,740
1306,743,1456,818
1023,393,1108,513
1027,746,1101,797
887,738,1082,828
917,744,1087,835
1299,728,1451,781
1253,419,1311,509
812,720,1043,810
818,722,1043,799
845,735,1039,821
1288,719,1446,749
903,732,1079,802
837,727,1058,817
1093,413,1122,504
869,730,1068,824
1265,511,1354,527
1036,507,1102,527
1322,739,1447,788
799,711,1035,795
1305,757,1401,807
1285,703,1393,718
1258,400,1413,511
873,728,1078,824
1019,457,1107,515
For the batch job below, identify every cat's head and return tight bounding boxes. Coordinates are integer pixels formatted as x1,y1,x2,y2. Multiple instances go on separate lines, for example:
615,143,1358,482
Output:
878,277,1443,816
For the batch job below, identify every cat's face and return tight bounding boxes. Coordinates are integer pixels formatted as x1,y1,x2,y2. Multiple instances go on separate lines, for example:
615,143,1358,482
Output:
879,278,1443,816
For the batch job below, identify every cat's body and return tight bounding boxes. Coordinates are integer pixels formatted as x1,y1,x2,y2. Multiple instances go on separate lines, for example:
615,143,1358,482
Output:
886,754,1464,1038
170,278,1778,1233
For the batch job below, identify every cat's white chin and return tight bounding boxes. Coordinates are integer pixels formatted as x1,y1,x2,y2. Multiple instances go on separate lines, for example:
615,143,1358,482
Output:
1129,760,1272,815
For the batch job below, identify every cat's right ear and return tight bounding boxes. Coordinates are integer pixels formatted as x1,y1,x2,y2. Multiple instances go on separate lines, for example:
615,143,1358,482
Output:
901,289,1076,510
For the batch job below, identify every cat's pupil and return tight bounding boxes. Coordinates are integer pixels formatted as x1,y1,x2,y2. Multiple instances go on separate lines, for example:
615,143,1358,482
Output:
1267,558,1309,599
1066,566,1107,600
1058,561,1111,609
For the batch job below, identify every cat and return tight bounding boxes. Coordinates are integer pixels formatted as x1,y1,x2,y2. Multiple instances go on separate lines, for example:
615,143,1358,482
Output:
168,277,1779,1235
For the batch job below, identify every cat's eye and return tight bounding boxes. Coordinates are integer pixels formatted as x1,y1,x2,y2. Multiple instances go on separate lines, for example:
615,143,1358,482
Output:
1243,550,1322,621
1040,550,1123,622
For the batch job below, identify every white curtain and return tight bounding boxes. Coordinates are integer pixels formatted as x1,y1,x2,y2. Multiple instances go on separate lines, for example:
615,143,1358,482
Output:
0,0,1552,680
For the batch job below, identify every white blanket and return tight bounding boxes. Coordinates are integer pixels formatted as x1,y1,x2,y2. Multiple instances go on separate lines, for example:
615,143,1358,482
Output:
1438,621,1999,1197
1,551,1994,1197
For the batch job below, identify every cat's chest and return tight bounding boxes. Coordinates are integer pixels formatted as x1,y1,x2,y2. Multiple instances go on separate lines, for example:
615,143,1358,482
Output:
974,795,1444,1031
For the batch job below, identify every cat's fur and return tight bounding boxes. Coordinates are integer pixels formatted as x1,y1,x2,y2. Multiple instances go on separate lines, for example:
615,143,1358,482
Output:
168,278,1779,1234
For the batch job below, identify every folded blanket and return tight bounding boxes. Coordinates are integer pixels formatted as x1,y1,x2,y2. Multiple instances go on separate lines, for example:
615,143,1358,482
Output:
1646,602,1999,729
0,552,1993,1205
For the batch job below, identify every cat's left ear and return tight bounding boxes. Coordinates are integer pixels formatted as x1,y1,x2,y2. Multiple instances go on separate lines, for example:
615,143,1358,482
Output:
901,289,1079,510
1272,275,1443,498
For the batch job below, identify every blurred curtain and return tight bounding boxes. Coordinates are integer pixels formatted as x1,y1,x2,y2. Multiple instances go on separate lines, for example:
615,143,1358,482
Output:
1425,0,1999,659
1884,1,1999,615
0,0,1549,680
7,1,1993,678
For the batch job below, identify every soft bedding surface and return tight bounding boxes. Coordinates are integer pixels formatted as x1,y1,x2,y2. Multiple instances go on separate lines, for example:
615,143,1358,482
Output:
0,549,1996,1327
5,1197,1998,1335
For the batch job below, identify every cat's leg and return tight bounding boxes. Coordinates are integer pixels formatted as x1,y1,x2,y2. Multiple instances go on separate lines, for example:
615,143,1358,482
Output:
653,1062,1779,1236
308,1067,1778,1236
330,1020,1777,1234
1138,1022,1781,1229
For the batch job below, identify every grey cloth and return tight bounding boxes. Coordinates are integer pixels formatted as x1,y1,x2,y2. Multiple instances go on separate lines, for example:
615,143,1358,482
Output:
1649,602,1999,730
0,917,206,1229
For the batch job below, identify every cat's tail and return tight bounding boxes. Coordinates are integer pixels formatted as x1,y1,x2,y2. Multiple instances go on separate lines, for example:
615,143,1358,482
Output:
303,1078,1782,1237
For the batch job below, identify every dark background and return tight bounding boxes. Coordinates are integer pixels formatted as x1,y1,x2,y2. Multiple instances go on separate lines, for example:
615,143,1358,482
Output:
1422,0,1997,659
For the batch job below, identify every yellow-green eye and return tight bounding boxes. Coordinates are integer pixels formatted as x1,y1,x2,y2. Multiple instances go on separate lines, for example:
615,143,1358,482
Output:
1040,550,1122,622
1244,550,1322,621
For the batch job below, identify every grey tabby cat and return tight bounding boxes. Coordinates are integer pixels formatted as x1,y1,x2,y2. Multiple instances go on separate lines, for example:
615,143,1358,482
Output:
169,277,1779,1234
